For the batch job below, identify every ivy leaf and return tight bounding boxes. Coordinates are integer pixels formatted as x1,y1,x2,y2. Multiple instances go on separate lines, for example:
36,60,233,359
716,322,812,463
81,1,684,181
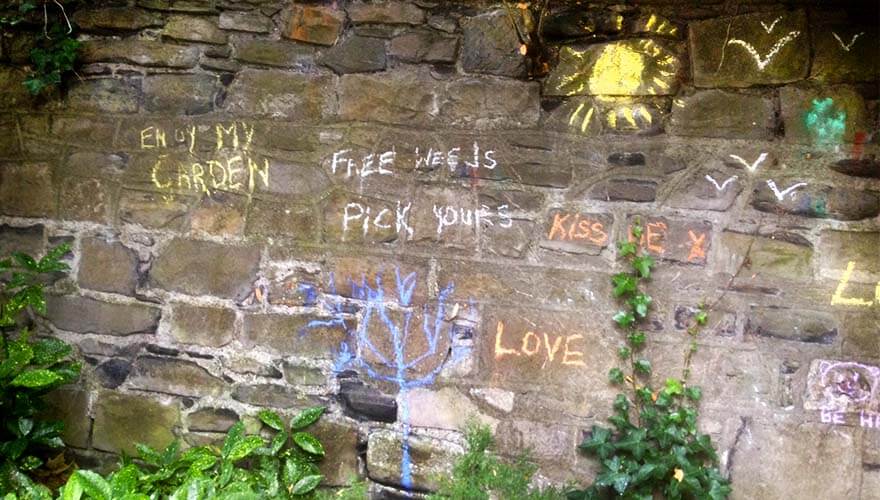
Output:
613,311,635,328
613,394,630,413
685,386,702,401
695,310,708,325
627,332,646,349
634,359,651,376
618,241,638,257
292,432,324,456
615,429,648,460
632,255,654,279
664,378,684,396
611,273,638,297
579,425,614,460
628,293,652,318
617,346,631,359
608,367,625,385
290,406,324,430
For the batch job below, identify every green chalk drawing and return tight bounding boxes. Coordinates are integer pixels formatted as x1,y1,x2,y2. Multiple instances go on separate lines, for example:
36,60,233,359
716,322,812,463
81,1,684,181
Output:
804,98,846,146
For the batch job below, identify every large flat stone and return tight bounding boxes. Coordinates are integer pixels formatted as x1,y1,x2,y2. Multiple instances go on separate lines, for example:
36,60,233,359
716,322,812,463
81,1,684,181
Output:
0,163,55,218
80,39,199,68
128,356,226,398
92,391,179,455
169,304,235,348
78,237,139,296
240,313,350,358
460,9,524,77
143,74,219,115
780,84,869,145
366,429,460,491
667,89,775,139
149,239,260,299
224,70,332,120
46,295,161,336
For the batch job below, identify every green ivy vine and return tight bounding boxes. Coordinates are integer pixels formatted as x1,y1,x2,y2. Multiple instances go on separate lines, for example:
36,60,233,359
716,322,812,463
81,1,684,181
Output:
567,221,731,500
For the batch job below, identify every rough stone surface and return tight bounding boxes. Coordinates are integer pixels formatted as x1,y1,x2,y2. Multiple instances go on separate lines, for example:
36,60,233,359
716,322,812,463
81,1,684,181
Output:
0,225,43,256
143,74,219,115
128,356,226,398
0,164,55,218
169,304,235,348
149,239,260,299
389,29,458,63
366,430,460,491
690,10,809,87
163,15,227,44
338,378,397,422
460,10,525,77
286,4,344,46
187,407,239,432
338,71,437,126
745,307,838,344
219,11,271,33
318,35,387,74
348,1,424,25
44,389,91,448
92,391,179,455
46,295,161,336
818,230,880,281
240,313,349,357
80,39,199,68
667,90,775,139
779,84,869,144
73,8,162,32
78,238,139,296
233,39,315,69
751,183,879,221
224,70,332,119
405,387,498,431
810,25,878,83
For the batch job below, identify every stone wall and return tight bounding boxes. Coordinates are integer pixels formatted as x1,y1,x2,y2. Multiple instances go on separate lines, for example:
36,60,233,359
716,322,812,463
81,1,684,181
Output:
1,0,879,497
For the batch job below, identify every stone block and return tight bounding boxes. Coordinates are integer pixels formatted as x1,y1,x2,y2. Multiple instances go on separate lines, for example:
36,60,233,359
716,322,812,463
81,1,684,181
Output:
666,169,743,211
285,4,344,46
690,10,809,87
128,356,226,398
622,216,712,265
482,218,534,259
311,419,359,486
545,39,680,97
717,231,812,280
0,117,18,159
440,78,541,129
169,304,235,348
840,313,880,360
245,199,315,240
80,39,199,68
0,225,43,257
149,238,260,299
137,0,215,12
667,90,775,140
118,189,191,232
92,391,179,455
460,9,524,77
190,193,246,238
219,11,271,33
587,178,657,202
818,230,880,282
540,210,611,256
0,68,34,110
338,71,438,126
405,387,497,432
729,421,860,499
745,307,838,344
187,407,239,433
317,35,387,74
810,25,878,83
64,78,141,114
282,363,325,386
163,15,227,44
347,1,424,25
240,313,350,358
59,177,115,224
780,85,869,145
231,384,314,408
50,117,118,150
143,74,219,115
72,7,162,32
389,29,458,63
496,420,577,461
95,359,131,389
232,39,315,69
338,378,396,422
751,182,879,221
78,237,139,296
44,389,91,449
366,430,460,491
46,295,161,336
224,70,332,120
0,163,55,218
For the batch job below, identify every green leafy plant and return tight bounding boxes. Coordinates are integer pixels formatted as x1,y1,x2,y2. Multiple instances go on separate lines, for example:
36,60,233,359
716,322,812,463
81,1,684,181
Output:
0,243,81,498
55,406,328,500
568,222,731,499
429,422,562,500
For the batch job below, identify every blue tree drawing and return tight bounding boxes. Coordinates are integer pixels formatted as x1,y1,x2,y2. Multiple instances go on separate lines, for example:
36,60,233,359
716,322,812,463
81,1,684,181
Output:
303,268,459,490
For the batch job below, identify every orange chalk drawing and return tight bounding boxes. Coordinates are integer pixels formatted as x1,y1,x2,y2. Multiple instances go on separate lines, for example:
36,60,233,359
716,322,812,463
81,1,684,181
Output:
494,321,520,358
547,213,608,245
521,331,540,356
493,321,587,368
831,261,877,307
687,230,707,263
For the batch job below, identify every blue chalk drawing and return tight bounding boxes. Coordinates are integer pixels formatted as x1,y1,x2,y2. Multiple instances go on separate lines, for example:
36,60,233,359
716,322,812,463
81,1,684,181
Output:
302,269,460,490
804,98,846,146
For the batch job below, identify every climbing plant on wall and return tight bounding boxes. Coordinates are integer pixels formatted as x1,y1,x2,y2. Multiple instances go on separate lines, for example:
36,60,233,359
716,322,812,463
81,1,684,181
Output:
568,221,731,500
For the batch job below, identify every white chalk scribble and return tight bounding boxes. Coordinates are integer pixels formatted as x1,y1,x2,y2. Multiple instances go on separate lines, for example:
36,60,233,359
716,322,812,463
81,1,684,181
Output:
832,32,864,52
728,152,768,172
760,16,782,34
766,179,807,201
705,174,738,191
727,31,801,70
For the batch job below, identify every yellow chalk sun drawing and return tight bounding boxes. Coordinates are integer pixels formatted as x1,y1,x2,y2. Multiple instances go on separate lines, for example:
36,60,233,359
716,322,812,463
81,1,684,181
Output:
589,43,646,95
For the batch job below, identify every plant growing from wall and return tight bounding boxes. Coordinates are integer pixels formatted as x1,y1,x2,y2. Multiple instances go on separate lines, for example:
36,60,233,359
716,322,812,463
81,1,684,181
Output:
567,222,731,500
54,406,328,500
1,0,81,95
0,243,81,498
429,422,562,500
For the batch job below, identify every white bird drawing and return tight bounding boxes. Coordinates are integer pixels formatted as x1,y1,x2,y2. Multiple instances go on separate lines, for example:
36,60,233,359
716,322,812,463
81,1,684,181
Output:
728,152,768,172
727,31,801,70
705,174,738,191
760,16,782,34
766,180,807,201
832,32,864,52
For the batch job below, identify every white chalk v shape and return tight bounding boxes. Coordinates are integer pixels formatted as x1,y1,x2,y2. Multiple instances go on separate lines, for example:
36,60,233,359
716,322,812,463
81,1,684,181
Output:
727,31,801,70
728,152,768,172
705,174,738,191
832,32,864,52
766,180,807,201
760,17,782,34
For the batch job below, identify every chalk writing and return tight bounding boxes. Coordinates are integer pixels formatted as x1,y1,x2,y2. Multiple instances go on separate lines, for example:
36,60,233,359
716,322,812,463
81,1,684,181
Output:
765,180,806,201
830,261,880,307
327,143,497,179
727,31,801,71
705,174,738,191
626,219,710,265
331,149,395,178
546,212,608,245
630,221,667,254
805,98,846,146
342,201,414,239
832,32,864,52
728,152,767,172
433,204,511,235
415,143,497,172
302,270,463,490
494,320,585,367
759,16,781,34
686,230,707,262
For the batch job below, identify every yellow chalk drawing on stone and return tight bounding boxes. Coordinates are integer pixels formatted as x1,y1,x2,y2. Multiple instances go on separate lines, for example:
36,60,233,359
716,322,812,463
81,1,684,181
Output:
831,261,874,307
